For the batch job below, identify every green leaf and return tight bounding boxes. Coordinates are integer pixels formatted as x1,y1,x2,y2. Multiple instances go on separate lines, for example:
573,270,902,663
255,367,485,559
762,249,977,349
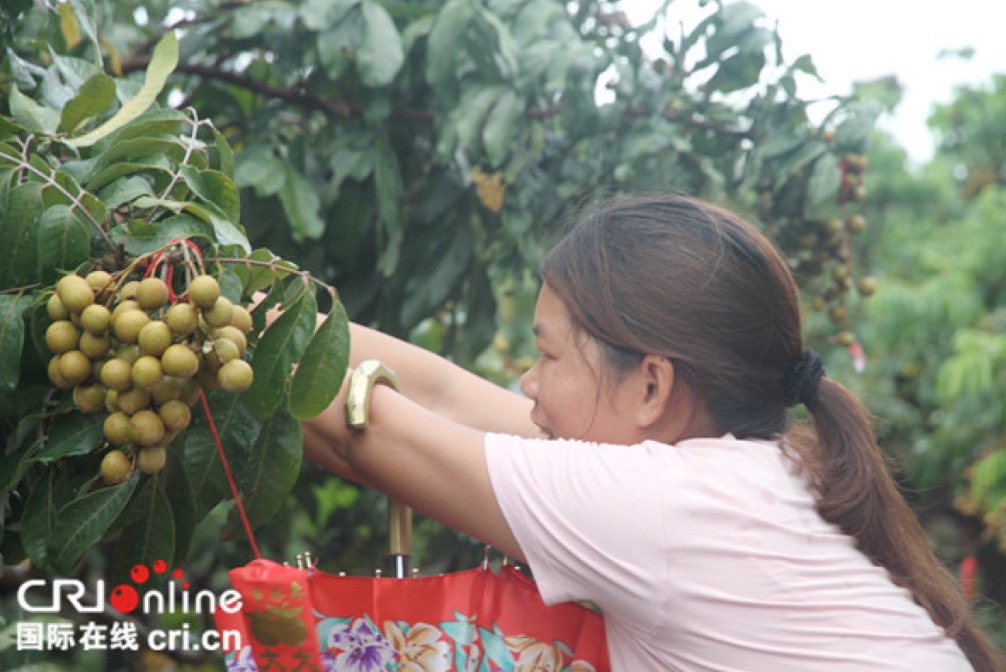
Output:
65,31,179,148
834,99,883,152
245,288,317,419
59,73,116,133
773,141,827,190
181,393,263,519
110,476,175,578
210,126,236,176
21,472,56,568
161,452,196,567
805,155,842,217
97,174,154,209
426,0,474,90
234,145,286,197
234,407,302,528
36,412,105,463
374,149,404,276
289,300,350,420
0,181,44,291
9,85,60,135
482,89,522,167
278,165,324,242
110,213,214,257
180,165,241,222
357,0,404,87
36,204,91,285
0,295,25,393
68,0,101,58
47,478,138,574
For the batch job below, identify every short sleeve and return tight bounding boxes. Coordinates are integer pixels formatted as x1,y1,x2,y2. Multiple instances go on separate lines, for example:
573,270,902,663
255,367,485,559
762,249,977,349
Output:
484,433,667,632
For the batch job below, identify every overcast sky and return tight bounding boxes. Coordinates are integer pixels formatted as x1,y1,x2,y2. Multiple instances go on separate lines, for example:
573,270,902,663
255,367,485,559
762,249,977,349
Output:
624,0,1006,165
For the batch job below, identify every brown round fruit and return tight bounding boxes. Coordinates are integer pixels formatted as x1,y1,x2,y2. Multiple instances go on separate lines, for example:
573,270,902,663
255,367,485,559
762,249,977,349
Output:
187,275,220,309
165,302,198,337
115,344,141,365
202,296,233,329
113,309,150,344
73,383,107,413
117,280,140,301
117,387,152,415
100,358,133,391
213,326,247,355
46,293,69,321
45,320,80,355
213,337,241,364
151,377,182,405
161,344,200,378
137,446,167,475
79,331,112,359
58,350,92,386
80,304,112,335
85,270,114,298
229,304,253,333
136,277,170,310
100,450,132,485
48,356,72,389
103,411,132,446
129,409,165,446
179,378,201,406
218,359,253,393
138,320,173,357
159,399,191,432
858,277,877,296
131,355,163,389
112,299,140,321
56,274,94,314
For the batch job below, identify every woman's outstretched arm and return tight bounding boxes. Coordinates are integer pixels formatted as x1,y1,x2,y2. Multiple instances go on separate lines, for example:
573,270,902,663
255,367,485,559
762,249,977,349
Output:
302,378,526,562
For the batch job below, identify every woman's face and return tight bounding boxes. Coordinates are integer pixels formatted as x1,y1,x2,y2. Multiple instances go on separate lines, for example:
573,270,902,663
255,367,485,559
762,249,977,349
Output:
519,284,638,443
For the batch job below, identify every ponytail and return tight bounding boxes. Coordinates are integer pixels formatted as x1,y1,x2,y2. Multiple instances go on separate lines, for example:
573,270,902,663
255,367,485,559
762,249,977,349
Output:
805,378,1005,671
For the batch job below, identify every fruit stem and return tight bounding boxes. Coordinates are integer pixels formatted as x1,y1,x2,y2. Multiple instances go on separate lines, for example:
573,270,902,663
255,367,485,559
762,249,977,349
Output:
202,256,339,298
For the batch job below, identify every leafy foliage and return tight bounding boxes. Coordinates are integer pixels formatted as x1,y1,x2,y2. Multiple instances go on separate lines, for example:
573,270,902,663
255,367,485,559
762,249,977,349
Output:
0,26,350,583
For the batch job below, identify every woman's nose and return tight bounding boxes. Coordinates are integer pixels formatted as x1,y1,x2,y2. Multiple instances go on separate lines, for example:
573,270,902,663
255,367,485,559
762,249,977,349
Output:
519,362,538,400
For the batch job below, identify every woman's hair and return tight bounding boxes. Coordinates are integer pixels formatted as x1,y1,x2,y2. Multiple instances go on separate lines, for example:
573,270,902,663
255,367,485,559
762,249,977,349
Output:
540,192,1003,670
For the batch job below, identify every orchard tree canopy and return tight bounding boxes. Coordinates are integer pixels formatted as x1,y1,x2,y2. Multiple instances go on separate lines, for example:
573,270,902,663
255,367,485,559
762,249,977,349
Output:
0,0,877,587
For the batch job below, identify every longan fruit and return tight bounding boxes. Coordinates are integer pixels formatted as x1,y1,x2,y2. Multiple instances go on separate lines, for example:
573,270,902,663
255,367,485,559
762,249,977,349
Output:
58,350,91,386
187,275,220,309
202,296,233,329
100,358,133,392
48,356,73,389
229,304,253,334
85,270,114,299
150,377,182,406
218,359,253,393
117,280,140,301
161,344,199,378
73,383,106,413
103,412,132,446
137,446,167,475
114,309,150,344
129,409,165,447
213,326,247,355
80,304,112,335
100,450,132,485
79,331,112,359
45,320,80,355
158,399,191,432
138,320,173,357
56,274,94,314
136,277,170,310
117,387,151,416
165,302,198,337
131,355,163,389
46,294,69,321
112,299,140,321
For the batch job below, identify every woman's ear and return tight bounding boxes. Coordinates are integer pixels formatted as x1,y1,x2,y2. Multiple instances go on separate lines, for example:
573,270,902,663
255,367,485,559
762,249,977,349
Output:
635,354,675,428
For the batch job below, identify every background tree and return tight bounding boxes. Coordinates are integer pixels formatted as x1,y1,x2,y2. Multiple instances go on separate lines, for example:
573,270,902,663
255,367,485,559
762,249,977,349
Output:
0,0,932,669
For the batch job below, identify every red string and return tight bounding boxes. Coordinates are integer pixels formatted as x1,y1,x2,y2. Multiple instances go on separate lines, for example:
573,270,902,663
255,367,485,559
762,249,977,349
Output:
199,382,262,558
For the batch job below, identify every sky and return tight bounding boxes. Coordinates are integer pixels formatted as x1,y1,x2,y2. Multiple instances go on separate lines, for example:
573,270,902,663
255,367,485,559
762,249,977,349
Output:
623,0,1006,165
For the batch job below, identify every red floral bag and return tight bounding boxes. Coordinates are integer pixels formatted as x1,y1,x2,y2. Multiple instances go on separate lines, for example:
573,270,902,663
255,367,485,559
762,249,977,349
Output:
214,556,609,672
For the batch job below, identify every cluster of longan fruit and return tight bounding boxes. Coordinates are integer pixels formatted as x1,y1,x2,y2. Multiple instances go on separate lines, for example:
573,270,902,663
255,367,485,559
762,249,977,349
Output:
44,269,256,485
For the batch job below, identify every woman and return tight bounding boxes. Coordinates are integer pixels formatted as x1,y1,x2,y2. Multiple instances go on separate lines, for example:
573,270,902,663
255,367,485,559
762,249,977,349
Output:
300,193,1002,670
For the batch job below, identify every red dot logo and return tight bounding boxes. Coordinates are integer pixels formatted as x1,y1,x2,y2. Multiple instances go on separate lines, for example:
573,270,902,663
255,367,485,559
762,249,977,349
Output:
130,564,150,584
152,559,167,574
110,585,139,614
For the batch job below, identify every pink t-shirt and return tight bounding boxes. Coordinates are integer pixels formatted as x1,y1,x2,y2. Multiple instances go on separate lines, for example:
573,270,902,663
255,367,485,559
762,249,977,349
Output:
484,433,971,671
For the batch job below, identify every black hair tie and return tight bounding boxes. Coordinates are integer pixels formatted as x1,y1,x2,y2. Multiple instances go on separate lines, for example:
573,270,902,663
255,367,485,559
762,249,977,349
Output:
784,349,824,412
